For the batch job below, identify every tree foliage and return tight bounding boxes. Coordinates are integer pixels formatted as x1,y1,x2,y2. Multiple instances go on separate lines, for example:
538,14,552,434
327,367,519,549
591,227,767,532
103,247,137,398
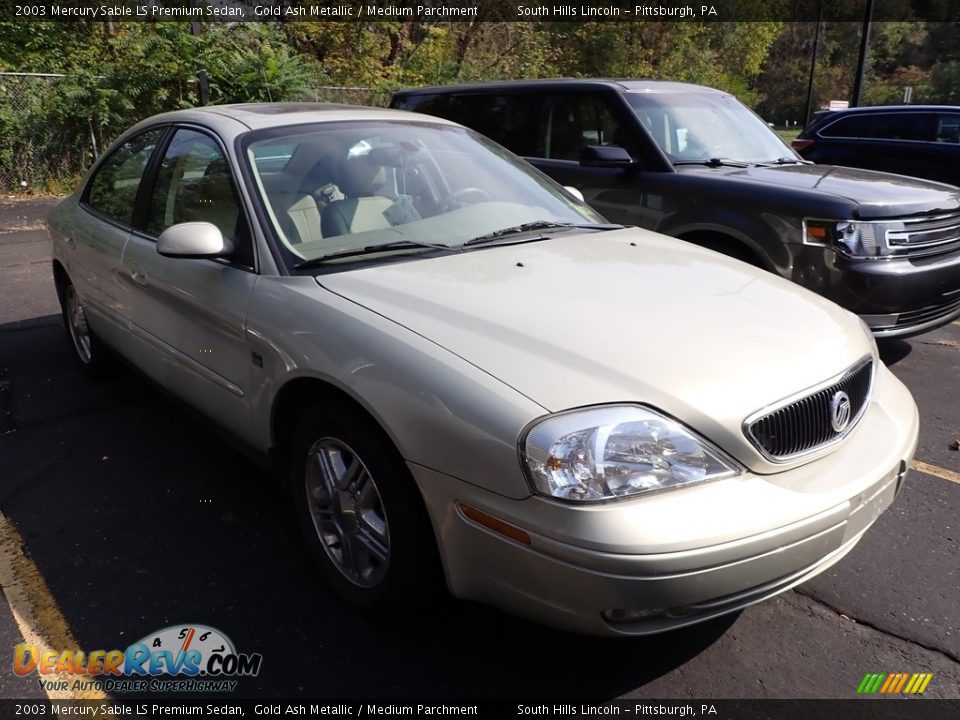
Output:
1,17,958,191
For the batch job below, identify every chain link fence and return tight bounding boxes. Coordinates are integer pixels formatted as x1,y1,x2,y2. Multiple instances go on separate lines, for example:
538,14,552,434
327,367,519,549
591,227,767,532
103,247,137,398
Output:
291,85,390,107
0,76,382,195
0,73,96,194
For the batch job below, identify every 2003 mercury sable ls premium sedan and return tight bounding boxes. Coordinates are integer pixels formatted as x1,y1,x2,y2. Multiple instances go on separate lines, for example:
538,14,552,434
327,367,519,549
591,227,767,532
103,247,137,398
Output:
48,104,918,636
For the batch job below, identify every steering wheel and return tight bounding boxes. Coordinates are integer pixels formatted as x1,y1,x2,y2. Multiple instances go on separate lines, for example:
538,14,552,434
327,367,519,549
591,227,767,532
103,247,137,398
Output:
442,187,491,211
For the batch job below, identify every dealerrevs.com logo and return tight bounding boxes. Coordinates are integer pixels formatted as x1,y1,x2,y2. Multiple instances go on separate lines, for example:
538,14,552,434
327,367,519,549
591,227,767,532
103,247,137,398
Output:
13,624,262,693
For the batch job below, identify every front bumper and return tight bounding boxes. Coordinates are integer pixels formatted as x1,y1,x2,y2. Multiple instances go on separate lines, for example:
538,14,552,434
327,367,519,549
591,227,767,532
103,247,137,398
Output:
410,366,919,636
795,245,960,338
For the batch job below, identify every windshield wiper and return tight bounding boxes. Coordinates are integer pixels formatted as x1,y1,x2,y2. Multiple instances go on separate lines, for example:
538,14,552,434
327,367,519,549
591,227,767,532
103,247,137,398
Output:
293,239,452,270
673,158,749,168
756,157,806,166
463,221,625,247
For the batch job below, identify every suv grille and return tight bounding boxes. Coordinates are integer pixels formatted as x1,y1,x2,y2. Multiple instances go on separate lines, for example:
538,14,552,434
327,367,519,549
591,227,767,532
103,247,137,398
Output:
746,358,873,461
887,212,960,256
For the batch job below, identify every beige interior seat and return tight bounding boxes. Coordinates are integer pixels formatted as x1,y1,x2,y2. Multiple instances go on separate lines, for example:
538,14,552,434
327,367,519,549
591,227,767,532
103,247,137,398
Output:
285,194,324,244
320,155,394,238
321,197,394,238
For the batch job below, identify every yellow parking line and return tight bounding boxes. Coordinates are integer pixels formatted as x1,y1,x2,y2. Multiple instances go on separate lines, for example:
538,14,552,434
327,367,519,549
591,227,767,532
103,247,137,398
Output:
0,512,108,702
911,460,960,486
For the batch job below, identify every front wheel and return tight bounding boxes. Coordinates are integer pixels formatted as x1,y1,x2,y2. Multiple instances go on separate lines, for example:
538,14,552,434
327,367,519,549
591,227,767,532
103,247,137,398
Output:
290,404,442,614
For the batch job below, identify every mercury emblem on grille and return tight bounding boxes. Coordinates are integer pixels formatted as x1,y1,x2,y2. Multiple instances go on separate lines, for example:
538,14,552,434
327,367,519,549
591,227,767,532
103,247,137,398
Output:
830,390,852,432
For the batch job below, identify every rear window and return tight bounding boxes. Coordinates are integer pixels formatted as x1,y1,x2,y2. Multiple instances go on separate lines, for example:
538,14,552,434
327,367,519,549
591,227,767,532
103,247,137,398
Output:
85,128,165,225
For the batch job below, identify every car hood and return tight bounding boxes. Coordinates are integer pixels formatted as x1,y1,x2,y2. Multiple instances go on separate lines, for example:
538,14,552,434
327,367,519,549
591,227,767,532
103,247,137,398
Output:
317,228,874,470
715,163,960,218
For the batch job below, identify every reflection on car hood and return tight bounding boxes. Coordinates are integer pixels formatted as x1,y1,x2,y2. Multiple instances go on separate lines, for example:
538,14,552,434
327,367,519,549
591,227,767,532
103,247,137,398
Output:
317,228,874,467
715,164,960,218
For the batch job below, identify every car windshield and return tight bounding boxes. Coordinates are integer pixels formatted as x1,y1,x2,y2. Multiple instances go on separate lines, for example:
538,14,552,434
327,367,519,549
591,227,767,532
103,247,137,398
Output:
242,121,605,271
625,91,799,165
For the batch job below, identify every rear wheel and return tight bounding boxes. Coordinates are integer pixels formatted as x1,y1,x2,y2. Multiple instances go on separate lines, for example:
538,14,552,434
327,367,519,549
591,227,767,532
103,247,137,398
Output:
60,280,112,378
290,403,442,614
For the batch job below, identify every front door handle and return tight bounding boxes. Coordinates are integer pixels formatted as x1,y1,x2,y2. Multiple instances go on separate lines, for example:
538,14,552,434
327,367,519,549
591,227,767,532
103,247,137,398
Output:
129,262,148,287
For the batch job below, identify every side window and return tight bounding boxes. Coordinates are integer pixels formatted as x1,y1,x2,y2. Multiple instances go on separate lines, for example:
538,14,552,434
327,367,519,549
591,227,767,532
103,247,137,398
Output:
540,95,632,161
442,94,539,156
819,115,872,138
86,129,164,225
146,128,253,267
936,114,960,143
394,93,448,116
822,113,932,141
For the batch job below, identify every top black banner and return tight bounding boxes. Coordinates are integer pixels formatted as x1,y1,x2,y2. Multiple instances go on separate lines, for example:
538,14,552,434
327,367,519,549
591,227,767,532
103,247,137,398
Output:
1,0,959,23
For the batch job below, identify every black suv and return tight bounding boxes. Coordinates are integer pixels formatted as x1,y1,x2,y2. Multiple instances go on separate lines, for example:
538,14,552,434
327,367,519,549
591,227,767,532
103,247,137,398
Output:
391,80,960,338
793,105,960,187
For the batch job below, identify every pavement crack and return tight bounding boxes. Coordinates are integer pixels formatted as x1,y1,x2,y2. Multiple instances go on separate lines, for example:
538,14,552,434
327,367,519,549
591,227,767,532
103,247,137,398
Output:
916,339,960,351
794,588,960,665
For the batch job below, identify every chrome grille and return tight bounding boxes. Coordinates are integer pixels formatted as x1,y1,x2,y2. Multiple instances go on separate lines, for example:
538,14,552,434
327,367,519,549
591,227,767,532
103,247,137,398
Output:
887,212,960,256
746,358,873,461
896,295,960,328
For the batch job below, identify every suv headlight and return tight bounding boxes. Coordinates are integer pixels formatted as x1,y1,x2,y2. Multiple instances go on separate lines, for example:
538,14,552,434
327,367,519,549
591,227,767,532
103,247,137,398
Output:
803,218,935,258
521,405,741,502
804,219,887,257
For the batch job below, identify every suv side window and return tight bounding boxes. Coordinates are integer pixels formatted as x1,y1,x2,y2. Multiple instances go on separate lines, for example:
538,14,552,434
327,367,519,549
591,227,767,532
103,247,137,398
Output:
936,113,960,143
540,94,633,160
445,94,540,156
85,128,165,226
394,93,448,117
146,128,254,268
822,113,933,142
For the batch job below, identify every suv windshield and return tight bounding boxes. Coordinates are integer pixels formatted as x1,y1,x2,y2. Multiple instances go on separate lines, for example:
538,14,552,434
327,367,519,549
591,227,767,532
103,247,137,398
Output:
242,121,605,272
625,91,799,165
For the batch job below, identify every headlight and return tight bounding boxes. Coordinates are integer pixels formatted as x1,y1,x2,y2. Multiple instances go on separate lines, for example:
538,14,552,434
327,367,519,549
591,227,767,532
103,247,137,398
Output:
521,405,741,503
803,218,938,258
804,219,886,257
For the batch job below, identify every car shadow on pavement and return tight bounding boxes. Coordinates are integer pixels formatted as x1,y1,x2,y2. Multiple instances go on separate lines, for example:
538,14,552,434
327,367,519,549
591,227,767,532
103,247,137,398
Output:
0,315,733,700
877,339,912,366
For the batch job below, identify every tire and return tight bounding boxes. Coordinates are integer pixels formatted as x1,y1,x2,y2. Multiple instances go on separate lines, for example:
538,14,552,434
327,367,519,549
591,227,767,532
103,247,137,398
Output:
289,402,442,614
60,280,113,378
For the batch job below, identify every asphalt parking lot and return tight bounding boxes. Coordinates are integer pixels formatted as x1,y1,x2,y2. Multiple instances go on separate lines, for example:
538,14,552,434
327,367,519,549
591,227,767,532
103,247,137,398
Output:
0,197,958,701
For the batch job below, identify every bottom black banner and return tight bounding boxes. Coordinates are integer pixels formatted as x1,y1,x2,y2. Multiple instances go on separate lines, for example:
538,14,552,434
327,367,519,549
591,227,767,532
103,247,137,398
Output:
0,700,958,720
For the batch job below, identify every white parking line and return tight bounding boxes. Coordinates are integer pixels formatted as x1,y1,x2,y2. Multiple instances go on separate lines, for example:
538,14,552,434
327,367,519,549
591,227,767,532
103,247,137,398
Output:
911,460,960,486
0,512,108,702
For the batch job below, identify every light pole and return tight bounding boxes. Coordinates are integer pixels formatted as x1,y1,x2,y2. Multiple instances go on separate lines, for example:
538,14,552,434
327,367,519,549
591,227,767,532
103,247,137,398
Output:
803,0,824,126
851,0,875,107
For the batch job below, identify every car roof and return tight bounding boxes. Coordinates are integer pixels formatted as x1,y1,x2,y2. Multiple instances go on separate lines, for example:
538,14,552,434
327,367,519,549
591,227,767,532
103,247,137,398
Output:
128,103,460,134
819,105,960,115
393,78,723,96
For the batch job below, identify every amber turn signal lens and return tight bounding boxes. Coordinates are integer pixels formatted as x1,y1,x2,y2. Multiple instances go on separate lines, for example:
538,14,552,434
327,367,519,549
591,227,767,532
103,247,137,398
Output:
458,504,531,545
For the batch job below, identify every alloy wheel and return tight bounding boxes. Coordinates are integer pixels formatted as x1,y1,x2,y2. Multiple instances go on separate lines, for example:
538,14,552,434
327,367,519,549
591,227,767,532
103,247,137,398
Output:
304,437,391,587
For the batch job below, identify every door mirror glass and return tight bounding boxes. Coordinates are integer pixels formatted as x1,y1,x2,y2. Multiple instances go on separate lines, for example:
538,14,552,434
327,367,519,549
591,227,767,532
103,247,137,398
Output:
157,222,234,259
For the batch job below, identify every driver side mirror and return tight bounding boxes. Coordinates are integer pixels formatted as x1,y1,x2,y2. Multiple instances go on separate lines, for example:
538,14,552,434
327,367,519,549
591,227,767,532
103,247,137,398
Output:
157,222,234,259
580,145,634,168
